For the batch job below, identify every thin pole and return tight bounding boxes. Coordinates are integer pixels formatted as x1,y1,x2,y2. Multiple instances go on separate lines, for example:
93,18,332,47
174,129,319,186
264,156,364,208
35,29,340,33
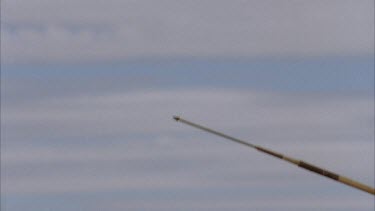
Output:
173,116,375,195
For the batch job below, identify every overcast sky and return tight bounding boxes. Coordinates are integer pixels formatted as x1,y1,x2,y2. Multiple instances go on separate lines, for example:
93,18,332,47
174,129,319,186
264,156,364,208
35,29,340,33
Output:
2,0,374,63
1,1,374,211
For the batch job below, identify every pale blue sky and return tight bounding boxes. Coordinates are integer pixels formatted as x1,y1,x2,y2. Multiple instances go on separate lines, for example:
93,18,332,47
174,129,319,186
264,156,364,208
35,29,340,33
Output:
1,1,374,211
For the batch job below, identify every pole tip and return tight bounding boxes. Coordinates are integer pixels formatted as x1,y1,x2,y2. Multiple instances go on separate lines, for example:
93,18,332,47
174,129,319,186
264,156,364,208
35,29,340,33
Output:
173,115,180,121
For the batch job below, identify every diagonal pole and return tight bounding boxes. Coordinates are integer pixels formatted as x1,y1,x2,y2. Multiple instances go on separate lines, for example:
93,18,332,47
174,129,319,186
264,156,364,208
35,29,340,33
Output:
173,116,375,195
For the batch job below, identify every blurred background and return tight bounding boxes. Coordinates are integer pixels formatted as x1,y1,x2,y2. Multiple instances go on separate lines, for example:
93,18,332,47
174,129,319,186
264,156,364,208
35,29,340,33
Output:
1,1,374,210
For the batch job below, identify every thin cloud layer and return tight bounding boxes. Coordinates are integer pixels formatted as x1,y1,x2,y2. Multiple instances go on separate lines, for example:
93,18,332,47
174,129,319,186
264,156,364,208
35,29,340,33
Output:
2,0,374,63
3,88,374,210
3,89,374,193
4,89,374,143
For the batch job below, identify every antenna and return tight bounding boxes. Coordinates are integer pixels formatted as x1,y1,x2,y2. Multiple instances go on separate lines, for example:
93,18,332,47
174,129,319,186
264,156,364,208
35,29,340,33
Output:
173,115,375,195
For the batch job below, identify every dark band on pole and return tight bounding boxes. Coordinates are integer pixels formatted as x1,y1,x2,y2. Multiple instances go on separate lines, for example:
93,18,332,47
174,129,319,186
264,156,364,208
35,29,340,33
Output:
298,161,339,180
255,146,284,159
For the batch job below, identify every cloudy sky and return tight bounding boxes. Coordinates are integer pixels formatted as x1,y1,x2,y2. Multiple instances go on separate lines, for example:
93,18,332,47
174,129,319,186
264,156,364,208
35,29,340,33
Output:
1,1,374,211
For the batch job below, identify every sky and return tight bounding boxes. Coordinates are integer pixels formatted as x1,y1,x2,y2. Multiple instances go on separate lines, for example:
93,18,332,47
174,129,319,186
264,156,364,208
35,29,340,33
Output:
1,1,374,211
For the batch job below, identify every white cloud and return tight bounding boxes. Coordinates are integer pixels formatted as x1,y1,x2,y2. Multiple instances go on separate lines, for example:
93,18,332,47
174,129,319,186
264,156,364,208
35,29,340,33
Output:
3,89,374,197
105,197,374,210
4,89,373,139
2,0,374,63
